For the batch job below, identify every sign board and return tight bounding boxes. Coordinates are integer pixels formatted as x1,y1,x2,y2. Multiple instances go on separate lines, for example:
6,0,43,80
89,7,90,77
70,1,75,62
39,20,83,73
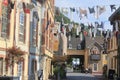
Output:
90,54,101,60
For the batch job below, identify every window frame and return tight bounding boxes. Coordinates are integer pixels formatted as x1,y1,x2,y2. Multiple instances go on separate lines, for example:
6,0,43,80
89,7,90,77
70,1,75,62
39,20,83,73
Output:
1,3,10,39
19,11,25,42
32,12,38,46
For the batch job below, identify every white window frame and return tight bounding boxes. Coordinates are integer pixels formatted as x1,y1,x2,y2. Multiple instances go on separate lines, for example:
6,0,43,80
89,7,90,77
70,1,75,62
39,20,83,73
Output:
32,12,38,46
69,44,72,49
17,61,23,76
93,63,98,72
19,11,25,42
1,5,9,38
77,44,81,50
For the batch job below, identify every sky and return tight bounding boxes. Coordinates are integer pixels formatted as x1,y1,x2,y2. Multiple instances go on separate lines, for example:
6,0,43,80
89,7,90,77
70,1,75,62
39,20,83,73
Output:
55,0,120,30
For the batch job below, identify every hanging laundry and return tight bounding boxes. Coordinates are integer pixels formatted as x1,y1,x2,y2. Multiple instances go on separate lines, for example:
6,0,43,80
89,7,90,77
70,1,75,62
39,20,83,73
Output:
110,5,116,12
61,7,69,15
98,6,106,15
99,22,104,29
88,7,95,14
79,8,87,19
75,8,79,15
88,23,93,37
95,21,99,28
70,7,75,12
106,29,110,38
94,26,97,37
76,26,81,36
102,30,107,38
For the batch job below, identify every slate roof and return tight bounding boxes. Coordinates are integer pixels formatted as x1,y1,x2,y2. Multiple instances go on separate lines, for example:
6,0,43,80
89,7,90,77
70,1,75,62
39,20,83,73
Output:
85,36,104,50
67,36,85,50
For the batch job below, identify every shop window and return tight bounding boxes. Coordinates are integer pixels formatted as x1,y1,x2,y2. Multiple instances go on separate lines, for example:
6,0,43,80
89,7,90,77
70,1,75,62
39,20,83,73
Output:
68,44,72,49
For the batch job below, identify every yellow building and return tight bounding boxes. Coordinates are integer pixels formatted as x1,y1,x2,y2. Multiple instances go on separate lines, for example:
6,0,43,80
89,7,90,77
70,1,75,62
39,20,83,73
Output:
0,0,32,80
0,0,15,76
109,7,120,76
41,0,55,79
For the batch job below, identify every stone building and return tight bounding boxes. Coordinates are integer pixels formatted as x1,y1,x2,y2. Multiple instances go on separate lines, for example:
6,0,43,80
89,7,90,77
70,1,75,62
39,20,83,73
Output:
85,36,106,74
41,0,55,79
109,7,120,77
0,0,31,80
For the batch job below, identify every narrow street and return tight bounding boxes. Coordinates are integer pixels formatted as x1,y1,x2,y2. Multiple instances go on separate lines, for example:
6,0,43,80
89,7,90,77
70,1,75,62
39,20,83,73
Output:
66,72,103,80
0,0,120,80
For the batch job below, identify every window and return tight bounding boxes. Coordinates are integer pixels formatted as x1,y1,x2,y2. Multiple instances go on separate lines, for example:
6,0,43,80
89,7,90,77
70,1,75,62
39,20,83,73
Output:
77,44,81,50
19,12,25,42
1,4,10,38
0,58,3,75
68,35,71,41
32,12,38,46
31,59,37,73
18,61,23,76
93,63,98,71
68,44,72,49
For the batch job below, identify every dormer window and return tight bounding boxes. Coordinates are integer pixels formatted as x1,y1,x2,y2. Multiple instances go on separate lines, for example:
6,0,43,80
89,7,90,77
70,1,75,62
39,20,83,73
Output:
77,44,81,50
69,44,72,49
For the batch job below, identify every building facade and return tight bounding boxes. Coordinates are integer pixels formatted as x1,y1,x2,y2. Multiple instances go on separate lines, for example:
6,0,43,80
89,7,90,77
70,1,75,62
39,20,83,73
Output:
86,37,105,74
41,0,55,79
0,0,31,80
0,0,14,76
28,0,43,80
109,7,120,76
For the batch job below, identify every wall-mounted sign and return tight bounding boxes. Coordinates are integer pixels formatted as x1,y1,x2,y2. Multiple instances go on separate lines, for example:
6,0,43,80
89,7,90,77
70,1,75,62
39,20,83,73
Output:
90,54,101,60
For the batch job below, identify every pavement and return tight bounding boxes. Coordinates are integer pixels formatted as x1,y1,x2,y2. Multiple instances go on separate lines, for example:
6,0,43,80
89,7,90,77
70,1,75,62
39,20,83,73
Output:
66,72,104,80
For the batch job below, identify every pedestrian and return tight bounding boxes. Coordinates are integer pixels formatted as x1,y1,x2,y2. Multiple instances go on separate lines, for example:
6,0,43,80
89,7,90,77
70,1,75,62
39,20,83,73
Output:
37,70,43,80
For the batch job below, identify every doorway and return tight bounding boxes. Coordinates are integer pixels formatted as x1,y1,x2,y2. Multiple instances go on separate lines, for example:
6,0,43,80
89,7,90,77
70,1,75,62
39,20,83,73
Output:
67,55,84,72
